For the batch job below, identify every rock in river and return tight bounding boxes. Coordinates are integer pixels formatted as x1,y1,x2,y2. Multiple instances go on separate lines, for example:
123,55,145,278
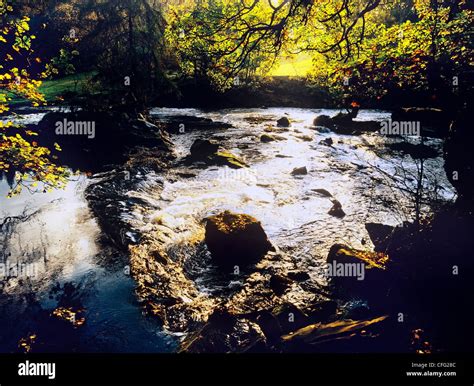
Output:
313,115,334,128
190,139,220,159
260,133,285,142
291,166,308,176
204,211,273,269
277,116,291,127
328,199,345,218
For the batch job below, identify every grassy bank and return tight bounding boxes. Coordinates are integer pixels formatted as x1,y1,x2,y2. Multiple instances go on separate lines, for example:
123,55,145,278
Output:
9,72,94,107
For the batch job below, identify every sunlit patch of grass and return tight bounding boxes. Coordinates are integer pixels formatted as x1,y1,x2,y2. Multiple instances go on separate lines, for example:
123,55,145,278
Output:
8,72,95,106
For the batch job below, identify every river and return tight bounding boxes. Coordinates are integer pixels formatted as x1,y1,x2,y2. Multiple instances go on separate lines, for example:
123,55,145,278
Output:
0,107,455,352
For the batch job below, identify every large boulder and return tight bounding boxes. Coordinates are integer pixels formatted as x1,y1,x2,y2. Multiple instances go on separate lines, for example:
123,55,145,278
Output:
190,139,219,159
204,211,273,269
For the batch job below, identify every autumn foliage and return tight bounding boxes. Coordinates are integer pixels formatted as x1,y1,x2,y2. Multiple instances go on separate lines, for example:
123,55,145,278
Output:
0,0,68,197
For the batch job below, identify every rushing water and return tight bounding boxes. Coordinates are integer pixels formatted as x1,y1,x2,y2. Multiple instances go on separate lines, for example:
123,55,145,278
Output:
0,110,175,353
0,107,455,352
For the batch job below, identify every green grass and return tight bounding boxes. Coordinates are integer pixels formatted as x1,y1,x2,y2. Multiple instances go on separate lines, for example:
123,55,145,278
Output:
8,72,95,106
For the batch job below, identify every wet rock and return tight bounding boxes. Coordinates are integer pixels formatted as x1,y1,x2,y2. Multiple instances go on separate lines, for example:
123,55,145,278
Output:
328,199,345,218
188,140,247,169
244,116,272,125
204,211,273,269
320,137,334,146
281,315,388,346
265,126,289,133
287,270,310,282
313,115,333,128
332,111,356,126
190,139,220,159
269,274,293,296
260,133,275,142
313,111,379,135
291,166,308,176
327,244,389,274
312,188,332,197
277,116,291,127
260,133,285,142
214,151,248,169
156,115,233,133
180,309,267,353
296,134,313,142
32,111,174,173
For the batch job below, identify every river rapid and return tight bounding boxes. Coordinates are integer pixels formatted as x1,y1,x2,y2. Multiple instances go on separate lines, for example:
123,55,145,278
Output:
0,107,455,352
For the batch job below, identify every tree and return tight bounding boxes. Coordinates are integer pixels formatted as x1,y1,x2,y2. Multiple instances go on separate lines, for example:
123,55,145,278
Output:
165,0,383,90
308,0,473,108
68,0,171,110
0,0,68,197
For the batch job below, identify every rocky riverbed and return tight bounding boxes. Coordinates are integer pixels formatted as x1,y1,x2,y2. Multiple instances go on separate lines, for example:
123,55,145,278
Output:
1,107,458,353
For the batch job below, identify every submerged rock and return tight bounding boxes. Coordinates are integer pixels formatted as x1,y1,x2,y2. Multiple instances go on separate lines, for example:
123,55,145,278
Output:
204,211,273,269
